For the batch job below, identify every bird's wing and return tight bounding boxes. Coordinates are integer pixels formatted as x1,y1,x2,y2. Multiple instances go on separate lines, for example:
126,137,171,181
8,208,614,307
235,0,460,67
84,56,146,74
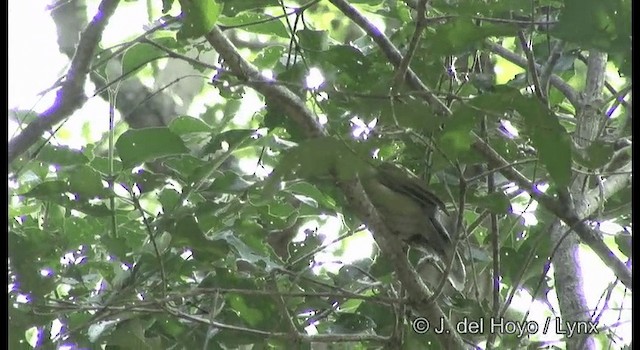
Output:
376,170,449,213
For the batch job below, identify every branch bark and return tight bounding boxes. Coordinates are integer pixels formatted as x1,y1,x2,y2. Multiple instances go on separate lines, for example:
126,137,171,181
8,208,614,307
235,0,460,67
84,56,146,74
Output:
8,0,121,164
49,1,181,132
552,50,609,350
327,0,631,290
485,40,580,109
204,25,467,349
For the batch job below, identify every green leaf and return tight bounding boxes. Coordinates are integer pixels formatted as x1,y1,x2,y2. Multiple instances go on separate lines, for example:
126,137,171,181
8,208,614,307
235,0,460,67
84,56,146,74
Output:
177,0,222,39
264,138,369,199
296,29,329,51
327,313,376,334
254,193,297,227
471,88,572,187
62,198,114,217
9,230,57,302
158,188,181,211
218,13,288,38
370,98,441,131
10,109,38,125
9,305,33,349
470,192,512,214
503,223,553,286
439,105,476,156
169,115,212,135
9,202,40,218
66,165,108,197
172,216,230,261
15,161,50,181
286,182,337,210
552,0,630,54
611,51,631,77
203,129,256,154
468,85,517,112
20,182,113,216
89,156,123,176
115,127,190,168
220,231,280,272
126,169,166,194
105,319,161,349
20,180,68,198
205,170,254,194
517,105,572,188
200,267,258,289
162,0,175,13
573,140,615,169
266,201,297,218
142,231,172,255
162,155,211,182
316,45,371,74
122,43,165,76
226,293,265,326
65,216,106,246
36,145,90,166
218,0,279,16
102,234,131,259
428,18,517,56
356,301,395,333
253,46,286,68
615,233,631,259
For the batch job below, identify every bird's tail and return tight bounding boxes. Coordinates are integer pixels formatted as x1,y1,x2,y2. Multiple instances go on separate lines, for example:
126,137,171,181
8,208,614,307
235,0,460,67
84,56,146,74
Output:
445,250,467,292
415,249,467,293
435,211,466,291
413,245,467,292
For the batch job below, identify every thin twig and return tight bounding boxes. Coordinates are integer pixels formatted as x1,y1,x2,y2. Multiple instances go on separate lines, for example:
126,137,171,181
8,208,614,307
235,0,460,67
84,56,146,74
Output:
485,118,501,350
485,40,579,108
516,31,546,102
130,193,168,296
517,217,593,341
166,306,391,342
392,0,429,89
539,40,566,97
287,230,356,268
268,275,302,346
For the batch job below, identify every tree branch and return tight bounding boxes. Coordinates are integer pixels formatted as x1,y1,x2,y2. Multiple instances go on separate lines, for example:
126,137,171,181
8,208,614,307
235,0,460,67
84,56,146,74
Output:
8,0,121,164
327,0,631,289
554,50,612,350
169,306,390,343
204,24,467,349
49,2,182,135
327,0,451,115
471,138,631,288
581,162,631,218
539,40,566,97
516,31,545,101
392,0,429,89
485,40,580,108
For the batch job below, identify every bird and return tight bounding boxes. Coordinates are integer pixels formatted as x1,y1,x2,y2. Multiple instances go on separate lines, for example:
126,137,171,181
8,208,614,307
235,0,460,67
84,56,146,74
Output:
359,162,466,291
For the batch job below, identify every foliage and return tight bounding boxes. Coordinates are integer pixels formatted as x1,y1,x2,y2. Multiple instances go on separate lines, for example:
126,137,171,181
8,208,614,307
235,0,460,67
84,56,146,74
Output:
8,0,631,349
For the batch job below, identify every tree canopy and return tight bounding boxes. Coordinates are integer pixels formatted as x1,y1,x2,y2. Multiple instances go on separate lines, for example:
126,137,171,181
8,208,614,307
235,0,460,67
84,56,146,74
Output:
8,0,631,349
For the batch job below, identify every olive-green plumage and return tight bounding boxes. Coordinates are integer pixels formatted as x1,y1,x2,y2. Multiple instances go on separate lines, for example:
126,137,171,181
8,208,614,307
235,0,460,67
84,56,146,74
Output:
360,163,466,291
